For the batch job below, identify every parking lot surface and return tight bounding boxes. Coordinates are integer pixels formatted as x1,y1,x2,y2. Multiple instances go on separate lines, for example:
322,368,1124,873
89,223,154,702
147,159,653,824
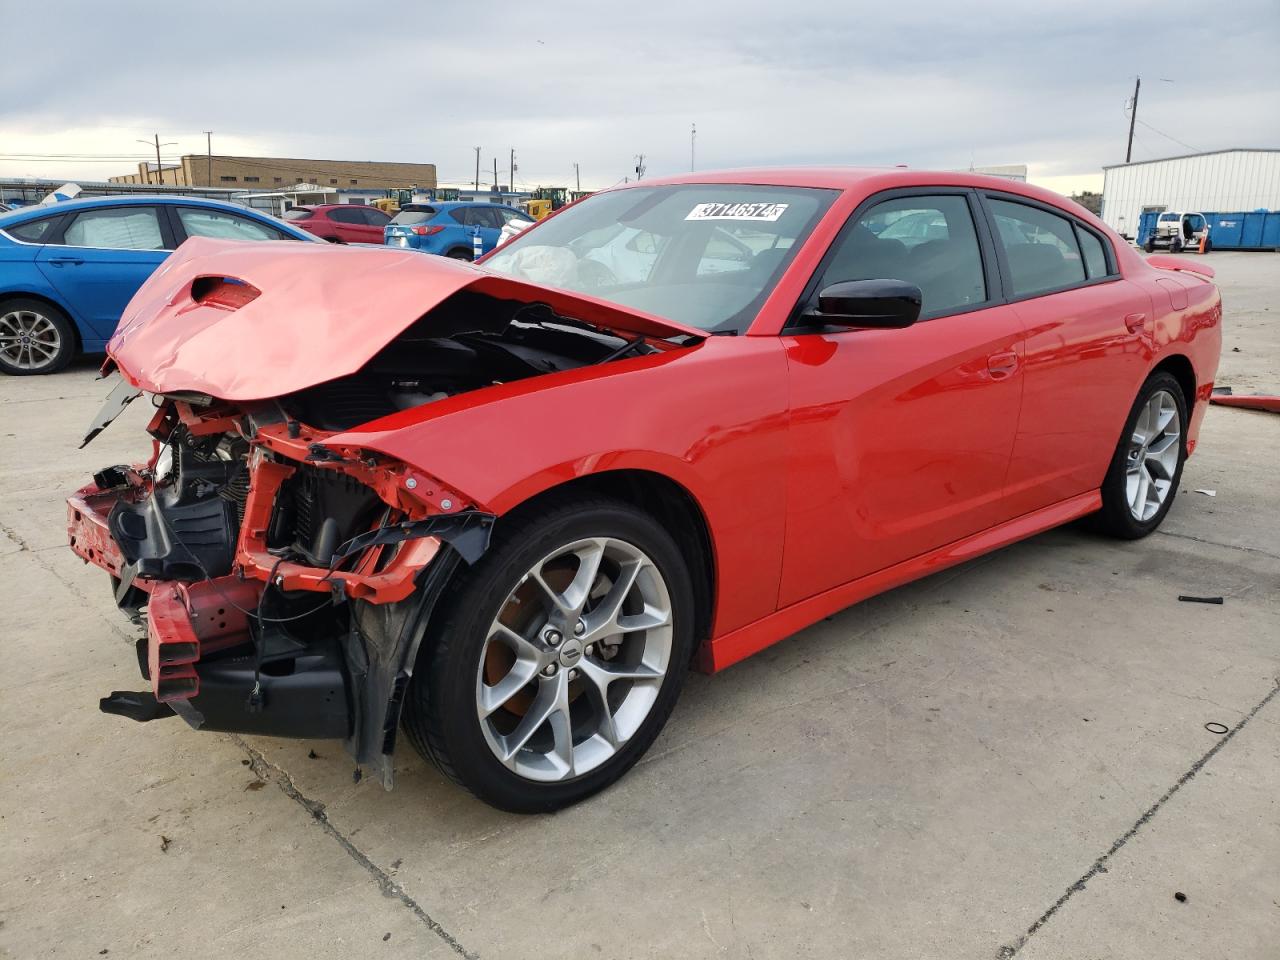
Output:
2,252,1276,960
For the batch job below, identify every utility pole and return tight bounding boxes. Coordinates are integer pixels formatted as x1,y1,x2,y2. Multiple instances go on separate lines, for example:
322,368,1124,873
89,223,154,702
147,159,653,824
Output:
691,123,696,172
574,162,580,192
204,131,213,186
137,134,176,185
634,154,646,181
493,157,498,191
474,147,481,190
1125,77,1141,164
509,148,515,193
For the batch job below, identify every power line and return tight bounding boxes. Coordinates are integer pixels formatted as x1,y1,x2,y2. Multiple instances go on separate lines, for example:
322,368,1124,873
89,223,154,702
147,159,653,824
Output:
1135,118,1200,154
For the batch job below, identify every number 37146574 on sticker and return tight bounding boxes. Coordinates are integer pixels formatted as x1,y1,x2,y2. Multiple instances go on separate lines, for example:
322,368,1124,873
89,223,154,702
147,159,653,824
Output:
685,201,789,222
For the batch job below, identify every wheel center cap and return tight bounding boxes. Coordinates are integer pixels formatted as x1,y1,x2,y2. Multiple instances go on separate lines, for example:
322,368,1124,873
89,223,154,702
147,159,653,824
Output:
558,638,584,668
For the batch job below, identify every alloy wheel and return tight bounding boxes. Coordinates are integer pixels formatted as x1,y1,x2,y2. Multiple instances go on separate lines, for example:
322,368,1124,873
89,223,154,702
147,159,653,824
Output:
475,537,673,782
0,309,62,371
1125,388,1181,522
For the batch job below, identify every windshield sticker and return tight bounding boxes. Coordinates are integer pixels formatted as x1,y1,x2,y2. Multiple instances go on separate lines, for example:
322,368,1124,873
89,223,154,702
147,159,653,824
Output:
685,202,789,222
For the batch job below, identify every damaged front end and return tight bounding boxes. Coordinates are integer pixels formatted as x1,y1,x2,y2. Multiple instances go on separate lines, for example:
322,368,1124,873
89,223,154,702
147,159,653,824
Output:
68,238,700,788
73,393,492,787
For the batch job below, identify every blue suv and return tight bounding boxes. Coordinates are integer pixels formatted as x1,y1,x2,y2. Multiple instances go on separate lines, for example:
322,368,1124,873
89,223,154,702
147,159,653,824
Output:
384,201,533,259
0,196,315,375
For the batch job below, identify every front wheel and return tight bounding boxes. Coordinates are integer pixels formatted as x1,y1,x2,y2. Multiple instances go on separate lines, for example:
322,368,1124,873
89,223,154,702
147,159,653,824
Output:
1094,371,1188,539
1143,238,1156,253
402,496,694,812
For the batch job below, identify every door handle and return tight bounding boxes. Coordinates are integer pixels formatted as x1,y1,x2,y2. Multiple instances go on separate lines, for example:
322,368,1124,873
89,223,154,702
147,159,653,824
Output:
1123,312,1146,332
47,256,84,266
987,351,1019,379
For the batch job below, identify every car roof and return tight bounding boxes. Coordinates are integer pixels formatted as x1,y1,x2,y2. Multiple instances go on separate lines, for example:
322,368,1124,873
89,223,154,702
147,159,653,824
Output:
0,194,274,224
625,166,1080,208
0,193,317,241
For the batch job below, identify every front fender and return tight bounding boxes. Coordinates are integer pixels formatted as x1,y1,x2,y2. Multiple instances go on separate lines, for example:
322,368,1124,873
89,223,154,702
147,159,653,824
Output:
333,335,793,638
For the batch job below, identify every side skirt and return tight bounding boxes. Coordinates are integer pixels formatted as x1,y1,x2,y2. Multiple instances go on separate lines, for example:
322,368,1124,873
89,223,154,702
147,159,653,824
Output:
701,490,1101,672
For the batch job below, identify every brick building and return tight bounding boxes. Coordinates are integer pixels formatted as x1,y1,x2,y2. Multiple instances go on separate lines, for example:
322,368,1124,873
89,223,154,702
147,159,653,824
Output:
110,155,437,191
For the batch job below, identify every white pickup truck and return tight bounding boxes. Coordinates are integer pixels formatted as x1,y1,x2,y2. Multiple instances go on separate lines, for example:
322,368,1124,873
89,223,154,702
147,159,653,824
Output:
1144,212,1210,253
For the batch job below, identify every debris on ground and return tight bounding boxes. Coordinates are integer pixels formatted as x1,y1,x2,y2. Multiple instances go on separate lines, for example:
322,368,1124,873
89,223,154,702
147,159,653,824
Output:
308,749,319,759
1177,595,1224,604
159,836,170,853
1205,722,1229,735
244,780,266,791
1209,386,1280,413
1194,489,1217,497
1174,891,1188,903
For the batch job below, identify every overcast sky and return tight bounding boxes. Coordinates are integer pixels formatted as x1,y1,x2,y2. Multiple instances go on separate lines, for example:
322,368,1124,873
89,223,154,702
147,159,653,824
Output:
2,0,1277,195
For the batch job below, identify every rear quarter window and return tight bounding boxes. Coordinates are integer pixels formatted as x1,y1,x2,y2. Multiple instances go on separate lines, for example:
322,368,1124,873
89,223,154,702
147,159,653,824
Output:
4,217,59,243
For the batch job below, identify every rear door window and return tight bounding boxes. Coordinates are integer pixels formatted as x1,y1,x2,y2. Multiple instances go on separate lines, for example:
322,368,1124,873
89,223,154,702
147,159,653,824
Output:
326,206,366,224
820,194,987,318
177,207,286,241
987,199,1085,298
63,207,167,250
361,207,392,226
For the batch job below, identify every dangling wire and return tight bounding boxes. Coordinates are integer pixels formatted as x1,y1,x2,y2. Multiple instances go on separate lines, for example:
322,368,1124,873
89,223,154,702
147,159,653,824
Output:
247,556,286,712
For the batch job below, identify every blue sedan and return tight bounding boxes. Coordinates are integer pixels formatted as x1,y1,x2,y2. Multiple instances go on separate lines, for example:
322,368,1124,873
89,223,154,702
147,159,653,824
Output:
383,201,532,259
0,196,315,375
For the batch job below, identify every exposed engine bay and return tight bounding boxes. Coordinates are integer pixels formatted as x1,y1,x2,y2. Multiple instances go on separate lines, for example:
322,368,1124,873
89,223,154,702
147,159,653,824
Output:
283,292,653,431
71,289,668,787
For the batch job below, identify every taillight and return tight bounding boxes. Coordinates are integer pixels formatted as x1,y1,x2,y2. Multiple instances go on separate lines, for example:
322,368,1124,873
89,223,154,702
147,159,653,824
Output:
411,225,446,236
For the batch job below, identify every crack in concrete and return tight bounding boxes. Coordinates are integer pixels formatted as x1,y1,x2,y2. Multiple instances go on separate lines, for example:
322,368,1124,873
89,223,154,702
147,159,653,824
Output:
8,514,478,953
232,737,478,959
996,675,1280,958
2,519,138,644
1155,528,1280,562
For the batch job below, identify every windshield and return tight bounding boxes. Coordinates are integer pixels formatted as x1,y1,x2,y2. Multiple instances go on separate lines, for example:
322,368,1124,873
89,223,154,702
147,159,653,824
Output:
1158,213,1179,222
483,184,836,332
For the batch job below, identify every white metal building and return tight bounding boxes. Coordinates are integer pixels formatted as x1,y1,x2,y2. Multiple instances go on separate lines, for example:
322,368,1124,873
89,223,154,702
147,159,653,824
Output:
1101,148,1280,238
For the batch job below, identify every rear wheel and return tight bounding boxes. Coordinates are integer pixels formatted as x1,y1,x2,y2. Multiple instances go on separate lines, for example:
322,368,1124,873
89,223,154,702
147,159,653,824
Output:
0,298,75,376
446,248,473,261
1143,238,1156,253
1095,371,1187,539
402,496,694,812
1171,237,1184,253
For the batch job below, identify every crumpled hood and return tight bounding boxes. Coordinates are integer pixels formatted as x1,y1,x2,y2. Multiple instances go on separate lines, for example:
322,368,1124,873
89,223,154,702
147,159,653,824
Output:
109,237,704,401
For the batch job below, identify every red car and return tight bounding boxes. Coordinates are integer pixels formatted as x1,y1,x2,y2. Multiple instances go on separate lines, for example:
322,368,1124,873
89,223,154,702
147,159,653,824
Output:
282,203,391,244
71,169,1220,811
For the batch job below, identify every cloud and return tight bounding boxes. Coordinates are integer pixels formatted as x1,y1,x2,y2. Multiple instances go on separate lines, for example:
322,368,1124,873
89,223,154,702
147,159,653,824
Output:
2,0,1277,192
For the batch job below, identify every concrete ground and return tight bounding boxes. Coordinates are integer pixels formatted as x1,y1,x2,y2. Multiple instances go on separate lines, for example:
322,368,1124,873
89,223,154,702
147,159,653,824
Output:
2,252,1276,960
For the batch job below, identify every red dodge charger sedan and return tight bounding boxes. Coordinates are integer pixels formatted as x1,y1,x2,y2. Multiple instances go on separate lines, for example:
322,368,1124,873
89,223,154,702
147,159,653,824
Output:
69,169,1221,811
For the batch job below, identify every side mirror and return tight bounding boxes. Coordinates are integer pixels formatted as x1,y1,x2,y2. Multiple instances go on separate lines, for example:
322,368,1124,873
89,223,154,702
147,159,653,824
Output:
803,279,922,329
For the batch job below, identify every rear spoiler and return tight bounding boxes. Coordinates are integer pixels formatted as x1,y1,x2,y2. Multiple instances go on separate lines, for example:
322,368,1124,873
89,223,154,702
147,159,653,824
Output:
1146,254,1215,279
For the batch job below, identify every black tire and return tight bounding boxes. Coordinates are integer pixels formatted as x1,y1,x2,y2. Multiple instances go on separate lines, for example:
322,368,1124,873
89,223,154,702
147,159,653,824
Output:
445,247,473,261
402,495,695,812
1143,238,1156,253
1171,237,1184,253
1094,371,1189,539
0,297,76,376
